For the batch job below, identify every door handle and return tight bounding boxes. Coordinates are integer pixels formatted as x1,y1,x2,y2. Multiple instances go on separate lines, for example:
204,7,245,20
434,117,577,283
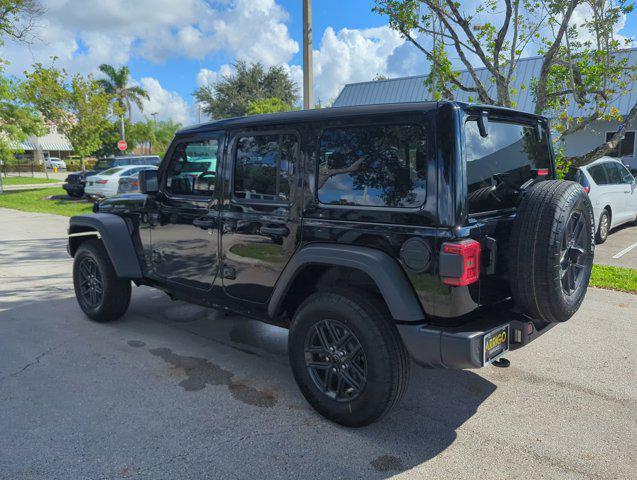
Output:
193,217,216,230
260,226,290,236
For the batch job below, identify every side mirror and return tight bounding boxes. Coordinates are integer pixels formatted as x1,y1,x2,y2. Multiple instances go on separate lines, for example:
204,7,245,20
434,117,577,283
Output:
139,169,158,194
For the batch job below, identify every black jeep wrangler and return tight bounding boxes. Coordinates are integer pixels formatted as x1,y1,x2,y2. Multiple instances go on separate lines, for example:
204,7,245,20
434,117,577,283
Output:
67,102,594,426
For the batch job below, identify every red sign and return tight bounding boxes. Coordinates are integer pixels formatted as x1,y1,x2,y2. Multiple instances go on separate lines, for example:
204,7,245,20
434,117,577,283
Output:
117,140,128,151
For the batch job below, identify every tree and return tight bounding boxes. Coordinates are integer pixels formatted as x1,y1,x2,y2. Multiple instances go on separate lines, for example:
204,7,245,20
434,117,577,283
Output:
20,63,113,159
0,0,43,46
194,60,299,119
246,97,293,115
0,75,44,164
374,0,637,168
96,64,149,143
65,75,112,158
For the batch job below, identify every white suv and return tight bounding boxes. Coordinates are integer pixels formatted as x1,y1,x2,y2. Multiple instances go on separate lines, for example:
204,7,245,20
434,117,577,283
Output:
566,157,637,243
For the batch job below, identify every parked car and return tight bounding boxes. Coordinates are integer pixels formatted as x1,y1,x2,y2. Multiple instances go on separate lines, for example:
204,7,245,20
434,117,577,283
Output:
68,102,595,427
44,157,67,170
63,155,161,197
565,156,637,243
84,165,158,198
116,173,144,194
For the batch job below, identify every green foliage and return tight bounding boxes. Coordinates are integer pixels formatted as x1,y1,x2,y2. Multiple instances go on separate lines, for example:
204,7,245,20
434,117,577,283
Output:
97,64,150,139
194,60,299,119
0,75,44,162
20,63,113,159
246,97,293,115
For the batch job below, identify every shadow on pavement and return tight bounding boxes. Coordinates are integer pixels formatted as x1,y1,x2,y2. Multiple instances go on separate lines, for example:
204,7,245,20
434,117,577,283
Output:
0,286,497,479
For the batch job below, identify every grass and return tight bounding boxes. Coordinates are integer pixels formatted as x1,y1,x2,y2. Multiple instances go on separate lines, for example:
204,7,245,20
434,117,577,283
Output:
1,176,60,185
0,187,93,217
229,243,285,263
590,265,637,294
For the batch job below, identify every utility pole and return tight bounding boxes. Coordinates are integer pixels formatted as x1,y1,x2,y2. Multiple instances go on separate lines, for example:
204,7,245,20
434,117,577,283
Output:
303,0,314,109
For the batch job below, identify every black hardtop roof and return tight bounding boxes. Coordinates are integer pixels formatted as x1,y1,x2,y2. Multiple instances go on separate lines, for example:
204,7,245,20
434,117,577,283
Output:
176,101,548,136
177,102,440,135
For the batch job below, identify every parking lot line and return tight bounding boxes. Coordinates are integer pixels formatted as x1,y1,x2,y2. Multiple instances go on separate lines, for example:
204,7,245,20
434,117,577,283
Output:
612,241,637,259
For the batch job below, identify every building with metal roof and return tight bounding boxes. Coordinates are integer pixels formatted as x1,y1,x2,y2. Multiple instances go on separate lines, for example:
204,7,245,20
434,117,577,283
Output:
333,48,637,170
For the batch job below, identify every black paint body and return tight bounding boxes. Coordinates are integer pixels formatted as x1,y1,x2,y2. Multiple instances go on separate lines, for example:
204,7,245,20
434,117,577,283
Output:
85,102,555,354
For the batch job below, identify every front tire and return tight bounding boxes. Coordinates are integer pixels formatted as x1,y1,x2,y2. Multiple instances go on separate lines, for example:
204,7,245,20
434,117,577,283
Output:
73,239,131,322
288,289,409,427
595,209,610,244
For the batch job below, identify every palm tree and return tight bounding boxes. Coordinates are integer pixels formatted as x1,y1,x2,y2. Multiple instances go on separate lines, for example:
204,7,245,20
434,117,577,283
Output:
97,64,149,143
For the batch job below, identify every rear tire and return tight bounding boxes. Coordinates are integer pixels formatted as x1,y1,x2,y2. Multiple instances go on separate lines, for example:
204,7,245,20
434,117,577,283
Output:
288,289,409,427
509,180,594,326
73,239,131,322
595,209,610,244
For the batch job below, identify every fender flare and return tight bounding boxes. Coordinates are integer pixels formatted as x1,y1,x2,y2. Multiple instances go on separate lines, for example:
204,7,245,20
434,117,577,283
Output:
68,214,143,279
268,243,426,322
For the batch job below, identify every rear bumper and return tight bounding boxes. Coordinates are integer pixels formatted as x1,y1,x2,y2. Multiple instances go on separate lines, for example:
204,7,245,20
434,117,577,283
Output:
397,304,557,369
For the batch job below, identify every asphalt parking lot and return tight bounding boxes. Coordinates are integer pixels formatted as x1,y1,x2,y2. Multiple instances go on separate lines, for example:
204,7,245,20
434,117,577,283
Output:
594,223,637,269
1,207,636,480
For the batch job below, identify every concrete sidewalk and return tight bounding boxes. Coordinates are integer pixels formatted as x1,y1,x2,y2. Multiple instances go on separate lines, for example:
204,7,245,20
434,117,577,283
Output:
1,208,635,480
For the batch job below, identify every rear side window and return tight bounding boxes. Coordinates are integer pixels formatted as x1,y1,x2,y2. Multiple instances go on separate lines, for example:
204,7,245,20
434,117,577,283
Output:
464,120,551,214
234,134,296,202
317,124,428,208
587,164,608,185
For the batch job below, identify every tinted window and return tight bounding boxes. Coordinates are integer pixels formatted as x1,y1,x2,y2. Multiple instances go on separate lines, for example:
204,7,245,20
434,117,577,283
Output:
234,134,296,202
100,167,125,176
317,125,427,208
605,162,623,184
465,120,551,213
165,139,218,196
587,164,608,185
605,131,635,157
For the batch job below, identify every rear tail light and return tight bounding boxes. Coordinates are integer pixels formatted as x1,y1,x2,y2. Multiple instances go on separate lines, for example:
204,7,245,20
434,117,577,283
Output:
582,186,590,194
441,239,481,286
536,168,549,176
131,181,139,187
96,180,108,184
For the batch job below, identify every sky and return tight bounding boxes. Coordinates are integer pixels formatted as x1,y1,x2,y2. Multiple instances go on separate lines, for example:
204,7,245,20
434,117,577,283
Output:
1,0,635,126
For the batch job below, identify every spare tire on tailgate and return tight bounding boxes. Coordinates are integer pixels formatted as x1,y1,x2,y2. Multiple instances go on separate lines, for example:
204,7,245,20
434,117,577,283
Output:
509,180,594,325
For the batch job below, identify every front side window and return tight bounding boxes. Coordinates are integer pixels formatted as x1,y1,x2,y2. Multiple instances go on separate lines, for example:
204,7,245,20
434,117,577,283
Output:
234,134,296,202
317,124,428,208
604,162,624,185
619,164,635,184
464,119,551,213
165,139,219,196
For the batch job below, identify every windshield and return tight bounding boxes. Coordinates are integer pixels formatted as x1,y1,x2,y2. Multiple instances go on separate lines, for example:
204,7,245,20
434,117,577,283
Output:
100,167,125,176
464,119,551,214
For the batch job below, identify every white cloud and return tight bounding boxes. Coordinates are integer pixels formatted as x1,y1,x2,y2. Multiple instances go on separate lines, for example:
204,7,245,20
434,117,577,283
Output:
311,26,406,102
132,77,192,126
0,0,299,76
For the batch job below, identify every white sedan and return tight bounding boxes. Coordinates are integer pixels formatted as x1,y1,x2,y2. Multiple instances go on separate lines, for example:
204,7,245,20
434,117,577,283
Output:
85,165,158,198
566,156,637,243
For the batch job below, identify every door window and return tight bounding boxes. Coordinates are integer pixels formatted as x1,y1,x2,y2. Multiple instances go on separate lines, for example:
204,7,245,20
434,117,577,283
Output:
604,162,623,185
317,124,428,208
587,164,609,185
233,134,296,202
164,139,219,196
618,164,634,184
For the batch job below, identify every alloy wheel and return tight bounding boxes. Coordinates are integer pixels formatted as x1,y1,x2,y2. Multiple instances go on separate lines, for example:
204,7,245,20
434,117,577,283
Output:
78,257,103,308
560,211,589,295
304,319,367,402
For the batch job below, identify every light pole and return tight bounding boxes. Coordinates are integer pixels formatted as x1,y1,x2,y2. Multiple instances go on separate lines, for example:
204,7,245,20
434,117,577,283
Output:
303,0,314,110
150,112,158,154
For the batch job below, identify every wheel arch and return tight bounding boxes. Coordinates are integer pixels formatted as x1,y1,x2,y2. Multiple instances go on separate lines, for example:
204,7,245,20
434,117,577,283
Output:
268,243,425,323
68,214,142,279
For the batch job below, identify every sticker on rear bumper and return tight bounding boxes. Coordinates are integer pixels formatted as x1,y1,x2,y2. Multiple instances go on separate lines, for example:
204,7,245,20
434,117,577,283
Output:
483,324,509,365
